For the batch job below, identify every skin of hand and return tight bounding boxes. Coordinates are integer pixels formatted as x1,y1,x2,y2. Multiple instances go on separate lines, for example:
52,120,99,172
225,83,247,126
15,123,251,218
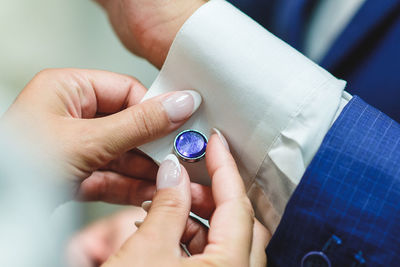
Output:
1,68,214,210
66,207,146,267
94,0,207,68
98,133,270,267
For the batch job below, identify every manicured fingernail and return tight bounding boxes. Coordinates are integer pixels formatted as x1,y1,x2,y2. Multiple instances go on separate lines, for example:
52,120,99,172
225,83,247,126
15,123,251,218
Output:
141,200,152,212
212,128,230,151
162,90,202,123
134,220,143,228
157,154,181,189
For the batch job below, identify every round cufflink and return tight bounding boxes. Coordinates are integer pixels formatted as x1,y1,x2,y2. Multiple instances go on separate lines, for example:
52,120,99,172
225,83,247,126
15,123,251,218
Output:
174,130,208,163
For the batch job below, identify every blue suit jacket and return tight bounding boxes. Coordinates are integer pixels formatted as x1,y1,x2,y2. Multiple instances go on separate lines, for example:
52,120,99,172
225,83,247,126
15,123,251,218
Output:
230,0,400,123
269,97,400,266
226,0,400,265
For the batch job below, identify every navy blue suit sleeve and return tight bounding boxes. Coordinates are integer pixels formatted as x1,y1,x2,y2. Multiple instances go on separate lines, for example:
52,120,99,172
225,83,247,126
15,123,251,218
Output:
226,0,277,30
267,96,400,266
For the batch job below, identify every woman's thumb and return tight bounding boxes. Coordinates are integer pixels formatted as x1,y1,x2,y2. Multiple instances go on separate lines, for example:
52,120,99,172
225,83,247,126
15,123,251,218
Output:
136,154,192,250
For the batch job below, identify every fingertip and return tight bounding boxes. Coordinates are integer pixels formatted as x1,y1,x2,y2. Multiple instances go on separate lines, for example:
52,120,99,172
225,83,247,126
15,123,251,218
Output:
211,128,229,151
205,130,235,178
141,200,152,212
205,129,247,206
156,154,182,190
155,154,191,191
161,90,202,123
164,154,181,169
183,90,202,114
179,162,192,197
126,77,148,106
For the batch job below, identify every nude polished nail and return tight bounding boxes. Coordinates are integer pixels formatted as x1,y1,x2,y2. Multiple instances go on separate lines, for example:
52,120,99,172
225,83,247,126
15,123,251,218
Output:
134,220,143,228
162,90,202,123
156,154,181,189
212,128,230,151
141,200,152,212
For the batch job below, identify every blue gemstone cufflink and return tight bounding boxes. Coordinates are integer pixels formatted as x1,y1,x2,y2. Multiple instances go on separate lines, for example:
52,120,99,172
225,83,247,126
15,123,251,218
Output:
174,130,208,163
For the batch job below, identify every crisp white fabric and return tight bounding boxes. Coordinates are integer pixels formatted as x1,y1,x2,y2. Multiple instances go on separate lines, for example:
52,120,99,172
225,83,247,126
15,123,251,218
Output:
139,0,349,228
304,0,367,62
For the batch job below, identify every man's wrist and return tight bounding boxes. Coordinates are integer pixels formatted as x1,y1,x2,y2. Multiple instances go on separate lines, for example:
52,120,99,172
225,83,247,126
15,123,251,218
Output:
140,0,206,68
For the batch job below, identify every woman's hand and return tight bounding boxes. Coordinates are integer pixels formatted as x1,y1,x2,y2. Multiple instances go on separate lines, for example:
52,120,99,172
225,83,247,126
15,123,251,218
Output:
1,68,204,205
95,0,206,68
101,132,270,267
66,207,146,267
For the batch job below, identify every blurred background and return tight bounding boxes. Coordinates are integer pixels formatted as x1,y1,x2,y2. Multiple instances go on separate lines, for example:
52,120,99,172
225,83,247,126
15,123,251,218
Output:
0,0,158,228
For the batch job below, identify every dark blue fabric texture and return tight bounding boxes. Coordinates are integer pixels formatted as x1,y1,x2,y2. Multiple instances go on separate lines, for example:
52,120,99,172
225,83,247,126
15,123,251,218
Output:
228,0,400,122
266,96,400,266
223,1,400,265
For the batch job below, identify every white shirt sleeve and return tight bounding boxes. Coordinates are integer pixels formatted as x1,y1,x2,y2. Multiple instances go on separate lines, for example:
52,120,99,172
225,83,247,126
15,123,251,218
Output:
139,0,351,231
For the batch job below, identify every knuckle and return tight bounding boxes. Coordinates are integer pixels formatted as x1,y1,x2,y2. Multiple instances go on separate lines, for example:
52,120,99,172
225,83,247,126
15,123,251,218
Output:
32,68,80,88
66,126,114,173
238,196,255,220
198,249,239,267
152,191,187,214
198,258,223,267
35,68,56,78
31,69,57,85
34,68,67,80
130,103,165,139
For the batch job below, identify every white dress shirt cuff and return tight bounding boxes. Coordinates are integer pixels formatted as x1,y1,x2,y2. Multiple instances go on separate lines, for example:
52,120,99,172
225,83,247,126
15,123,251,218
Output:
139,0,349,231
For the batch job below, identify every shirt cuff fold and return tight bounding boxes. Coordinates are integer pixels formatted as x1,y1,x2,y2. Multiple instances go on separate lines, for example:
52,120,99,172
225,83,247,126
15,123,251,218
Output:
139,0,348,230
